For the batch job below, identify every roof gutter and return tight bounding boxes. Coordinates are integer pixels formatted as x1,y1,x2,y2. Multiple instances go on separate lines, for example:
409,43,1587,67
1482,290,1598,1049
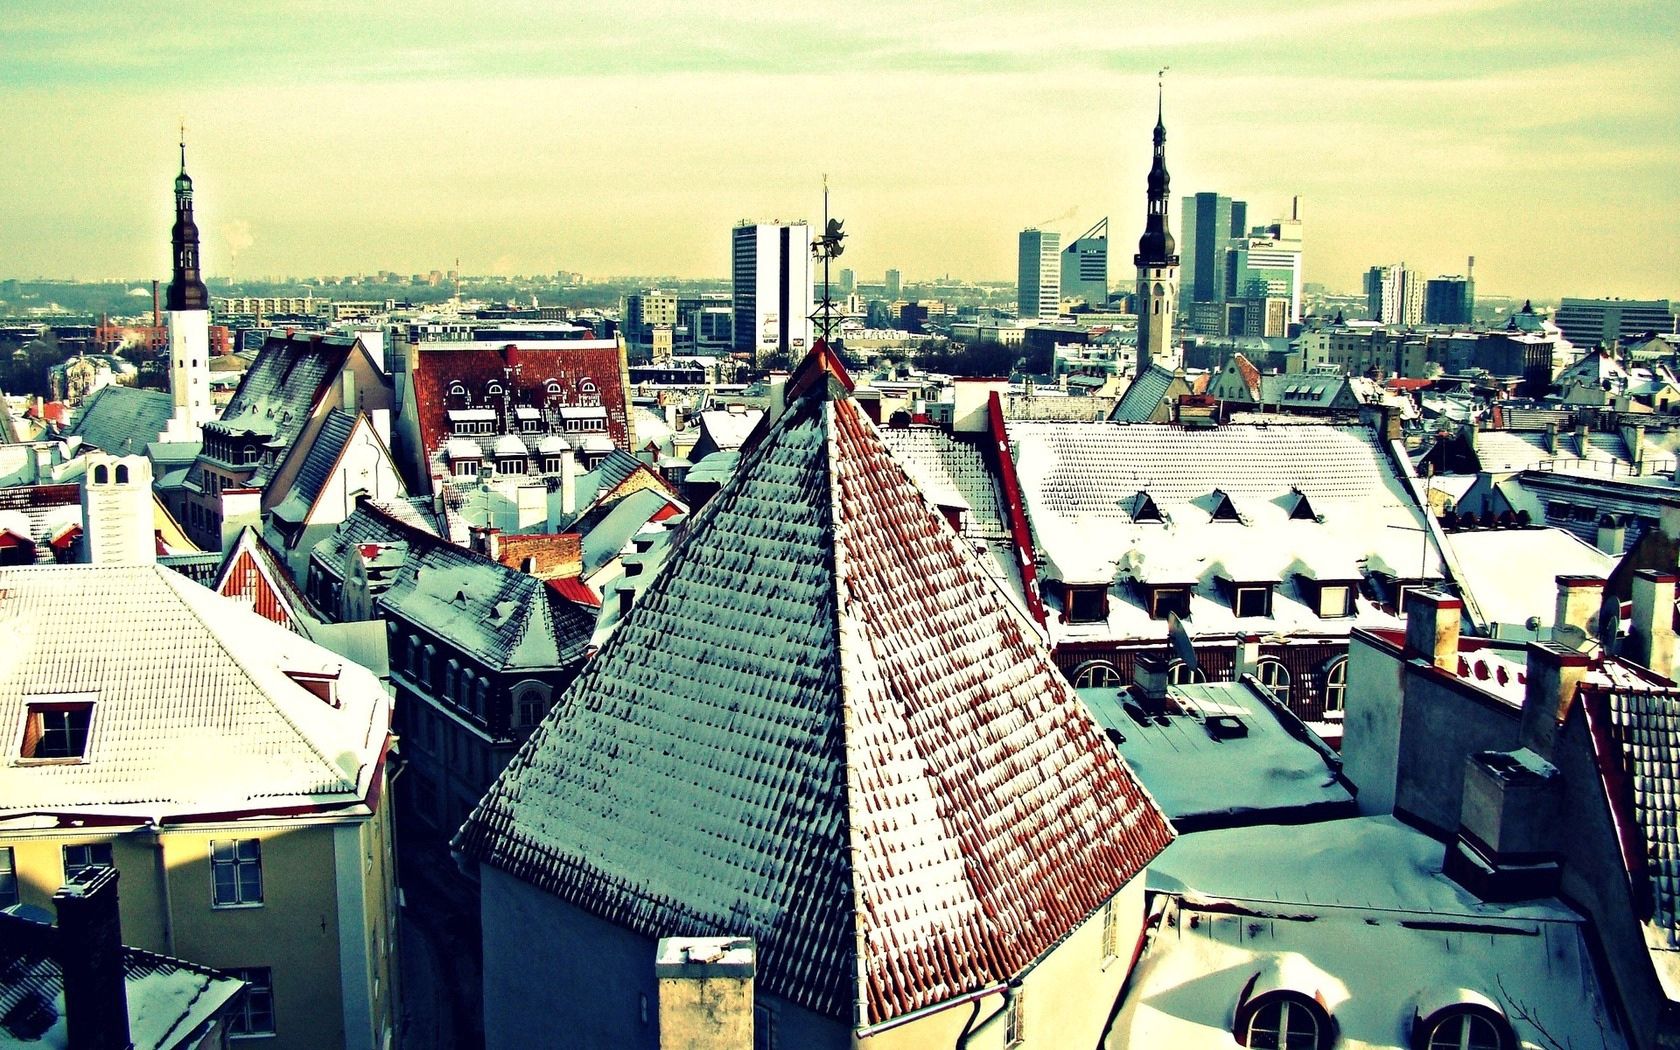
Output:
851,979,1010,1042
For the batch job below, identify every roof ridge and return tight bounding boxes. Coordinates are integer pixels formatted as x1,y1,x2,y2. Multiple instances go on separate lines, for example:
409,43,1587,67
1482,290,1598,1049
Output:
153,567,363,797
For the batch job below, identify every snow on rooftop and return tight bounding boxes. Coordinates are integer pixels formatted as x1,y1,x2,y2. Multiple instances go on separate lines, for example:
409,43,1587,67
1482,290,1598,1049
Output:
1446,527,1615,632
1078,681,1351,825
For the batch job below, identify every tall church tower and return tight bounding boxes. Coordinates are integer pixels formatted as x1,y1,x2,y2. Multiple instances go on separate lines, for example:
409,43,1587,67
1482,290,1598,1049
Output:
1133,80,1180,374
162,136,212,441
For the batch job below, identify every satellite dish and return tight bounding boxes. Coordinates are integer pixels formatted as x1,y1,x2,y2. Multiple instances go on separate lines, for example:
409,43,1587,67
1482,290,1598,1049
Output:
1167,610,1198,671
1554,624,1588,650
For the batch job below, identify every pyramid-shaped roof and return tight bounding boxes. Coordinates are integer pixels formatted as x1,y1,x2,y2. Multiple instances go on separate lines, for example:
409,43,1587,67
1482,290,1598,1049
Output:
455,359,1173,1028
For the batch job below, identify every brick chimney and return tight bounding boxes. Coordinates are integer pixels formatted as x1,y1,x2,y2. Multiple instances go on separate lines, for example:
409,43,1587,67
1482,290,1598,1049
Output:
1518,641,1590,760
656,937,754,1050
54,866,131,1050
1628,569,1678,680
1132,653,1172,712
1403,590,1461,672
1553,575,1605,641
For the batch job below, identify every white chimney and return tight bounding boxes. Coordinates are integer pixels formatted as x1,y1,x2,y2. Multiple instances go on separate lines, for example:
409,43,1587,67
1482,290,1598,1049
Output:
1628,570,1677,680
560,446,578,518
1518,641,1590,760
1404,590,1461,672
1553,575,1604,640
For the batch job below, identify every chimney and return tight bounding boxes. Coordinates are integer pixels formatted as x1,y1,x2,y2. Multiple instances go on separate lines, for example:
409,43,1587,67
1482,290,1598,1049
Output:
1132,653,1171,711
1628,570,1678,680
1574,423,1590,458
1544,422,1558,454
151,280,160,329
32,443,52,481
1403,590,1461,672
1232,635,1260,680
55,866,132,1050
1444,745,1562,901
655,936,755,1050
560,446,578,518
1518,641,1590,760
1595,514,1625,555
1554,575,1605,641
1626,424,1646,473
341,369,358,414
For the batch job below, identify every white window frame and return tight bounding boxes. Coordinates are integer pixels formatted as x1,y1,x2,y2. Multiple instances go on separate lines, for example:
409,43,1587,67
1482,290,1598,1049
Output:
228,966,276,1038
1254,659,1290,704
1323,658,1348,718
0,847,17,908
1071,661,1122,690
210,838,264,908
63,842,114,882
1005,987,1026,1048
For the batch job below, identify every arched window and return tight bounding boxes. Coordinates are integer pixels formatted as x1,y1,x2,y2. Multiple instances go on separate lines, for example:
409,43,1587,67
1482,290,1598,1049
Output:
242,445,260,465
1425,1011,1508,1050
1255,659,1290,704
92,464,110,484
578,378,599,406
114,464,130,484
1072,661,1122,689
1323,658,1348,717
1168,660,1207,685
544,379,563,399
473,680,488,720
1243,994,1323,1049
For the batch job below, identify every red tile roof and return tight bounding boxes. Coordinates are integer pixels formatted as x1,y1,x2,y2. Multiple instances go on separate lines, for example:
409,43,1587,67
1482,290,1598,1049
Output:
455,373,1172,1027
411,343,632,458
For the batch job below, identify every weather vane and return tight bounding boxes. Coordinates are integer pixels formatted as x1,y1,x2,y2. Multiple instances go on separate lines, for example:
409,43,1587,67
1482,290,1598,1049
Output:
809,175,846,344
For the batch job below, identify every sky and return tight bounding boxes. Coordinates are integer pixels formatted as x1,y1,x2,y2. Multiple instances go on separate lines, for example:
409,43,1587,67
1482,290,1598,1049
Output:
2,0,1677,299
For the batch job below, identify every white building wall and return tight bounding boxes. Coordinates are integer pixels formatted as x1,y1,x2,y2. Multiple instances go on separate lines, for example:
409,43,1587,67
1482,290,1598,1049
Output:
163,308,212,440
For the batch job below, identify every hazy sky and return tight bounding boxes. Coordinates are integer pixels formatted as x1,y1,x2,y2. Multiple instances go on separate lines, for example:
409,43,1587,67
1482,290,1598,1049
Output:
3,0,1677,298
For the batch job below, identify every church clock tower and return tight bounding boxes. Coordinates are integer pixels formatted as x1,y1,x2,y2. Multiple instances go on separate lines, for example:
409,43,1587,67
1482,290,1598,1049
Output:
162,135,212,441
1133,78,1180,374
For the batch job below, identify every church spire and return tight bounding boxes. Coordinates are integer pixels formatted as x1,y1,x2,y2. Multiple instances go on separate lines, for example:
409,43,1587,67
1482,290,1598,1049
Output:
1135,70,1177,268
167,132,208,312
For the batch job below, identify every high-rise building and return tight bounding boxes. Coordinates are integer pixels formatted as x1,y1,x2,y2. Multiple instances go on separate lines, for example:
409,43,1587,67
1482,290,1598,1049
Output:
1553,297,1677,348
731,221,814,365
838,267,856,296
162,139,212,442
1179,192,1247,310
884,268,902,300
1133,88,1180,372
623,290,677,350
1424,264,1476,326
1364,263,1424,326
1061,218,1109,306
1017,229,1061,321
1225,209,1304,326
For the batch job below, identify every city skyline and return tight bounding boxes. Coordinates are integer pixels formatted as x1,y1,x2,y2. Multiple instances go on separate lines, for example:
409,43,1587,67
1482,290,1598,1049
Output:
4,0,1677,299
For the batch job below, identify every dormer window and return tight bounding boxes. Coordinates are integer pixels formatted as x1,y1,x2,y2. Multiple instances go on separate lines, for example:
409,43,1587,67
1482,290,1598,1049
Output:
1145,585,1192,620
496,456,524,475
1065,585,1108,623
1209,489,1241,523
1288,487,1319,521
1417,1004,1516,1050
19,697,96,762
1236,992,1326,1049
1296,576,1355,619
1130,492,1163,523
1230,582,1273,619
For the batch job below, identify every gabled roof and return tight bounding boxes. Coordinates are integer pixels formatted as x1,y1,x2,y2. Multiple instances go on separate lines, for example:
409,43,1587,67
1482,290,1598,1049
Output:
875,427,1009,539
0,564,389,821
65,385,173,455
214,526,317,636
578,487,681,577
273,408,357,523
0,910,245,1050
455,376,1173,1028
202,332,365,489
1110,364,1182,422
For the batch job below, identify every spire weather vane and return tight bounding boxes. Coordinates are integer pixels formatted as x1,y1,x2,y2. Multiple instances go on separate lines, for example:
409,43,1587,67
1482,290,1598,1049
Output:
810,176,846,345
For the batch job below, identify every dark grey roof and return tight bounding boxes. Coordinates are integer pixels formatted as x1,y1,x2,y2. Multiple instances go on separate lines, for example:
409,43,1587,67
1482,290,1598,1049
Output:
0,910,244,1049
275,409,357,520
1111,364,1179,422
67,385,173,455
159,552,223,585
201,332,359,489
454,382,1173,1027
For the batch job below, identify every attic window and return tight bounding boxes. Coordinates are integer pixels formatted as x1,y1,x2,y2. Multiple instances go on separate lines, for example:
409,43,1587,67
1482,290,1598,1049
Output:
1235,991,1329,1049
1232,583,1273,618
1131,493,1163,523
1288,488,1318,521
1147,586,1191,620
1209,490,1241,522
18,697,96,762
1418,1005,1516,1050
285,669,341,708
1066,585,1108,623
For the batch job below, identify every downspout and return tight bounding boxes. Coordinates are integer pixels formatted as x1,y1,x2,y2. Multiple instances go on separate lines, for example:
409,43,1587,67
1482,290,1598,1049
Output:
955,983,1017,1050
146,820,177,956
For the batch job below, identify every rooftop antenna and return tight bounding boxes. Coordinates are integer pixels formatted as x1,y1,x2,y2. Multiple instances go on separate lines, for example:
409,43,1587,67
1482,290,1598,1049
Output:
809,175,846,345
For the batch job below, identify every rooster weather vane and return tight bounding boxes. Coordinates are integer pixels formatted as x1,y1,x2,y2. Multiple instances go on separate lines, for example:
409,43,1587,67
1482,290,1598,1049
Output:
810,178,846,344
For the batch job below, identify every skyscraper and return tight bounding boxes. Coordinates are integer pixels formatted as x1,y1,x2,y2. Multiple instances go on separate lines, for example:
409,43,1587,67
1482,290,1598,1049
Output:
1365,264,1424,326
1134,86,1180,372
883,268,902,300
1424,267,1476,326
1179,191,1247,310
1017,229,1061,321
1554,297,1677,347
1061,218,1109,306
732,221,814,365
1226,209,1304,326
162,138,212,441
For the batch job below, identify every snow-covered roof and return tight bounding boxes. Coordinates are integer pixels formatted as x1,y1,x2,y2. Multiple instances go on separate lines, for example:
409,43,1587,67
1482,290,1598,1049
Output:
65,385,173,455
0,564,389,821
1007,421,1444,640
1110,364,1181,422
492,432,528,458
695,407,762,451
0,909,246,1050
876,426,1009,539
455,371,1173,1028
1474,428,1634,473
1445,527,1615,632
1078,680,1352,827
272,408,359,524
1114,816,1624,1049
